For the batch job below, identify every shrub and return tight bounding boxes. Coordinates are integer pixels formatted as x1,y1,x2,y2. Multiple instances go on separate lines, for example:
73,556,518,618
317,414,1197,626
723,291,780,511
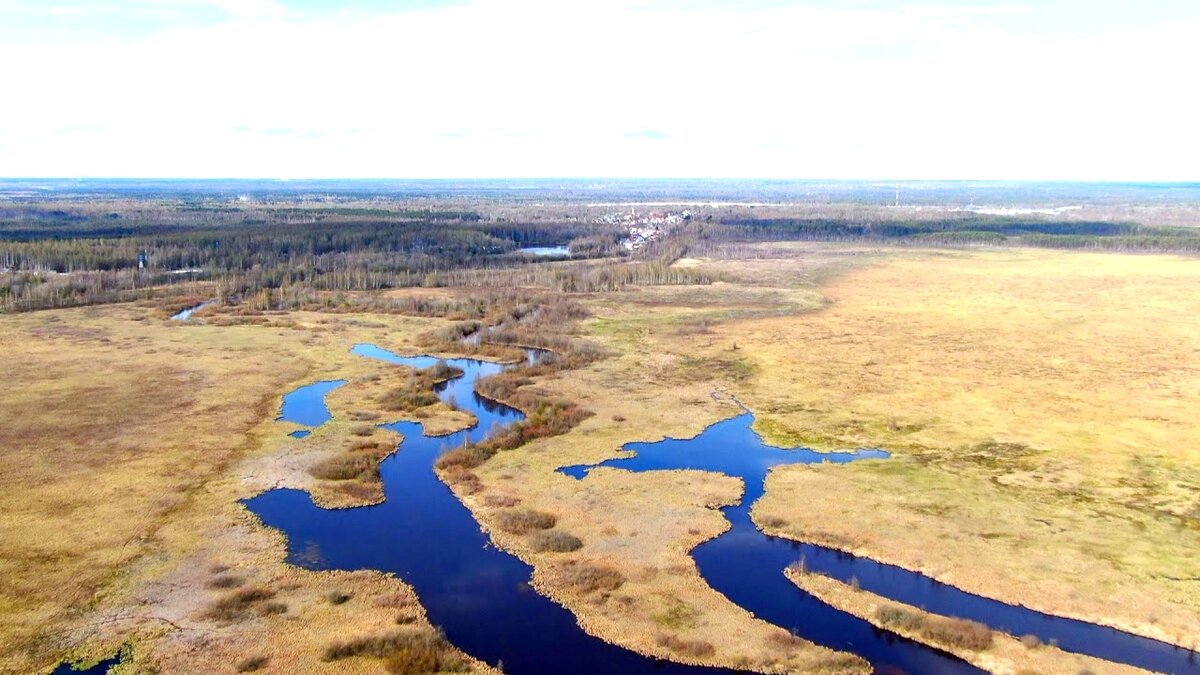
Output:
561,562,624,594
656,634,715,658
236,656,269,672
436,444,495,470
327,590,352,605
922,616,992,650
1020,634,1042,648
310,453,379,481
348,439,391,453
351,424,376,437
258,601,288,616
493,508,556,534
876,606,993,651
322,630,468,674
529,530,583,553
206,575,244,589
203,587,276,623
378,362,463,412
759,515,788,529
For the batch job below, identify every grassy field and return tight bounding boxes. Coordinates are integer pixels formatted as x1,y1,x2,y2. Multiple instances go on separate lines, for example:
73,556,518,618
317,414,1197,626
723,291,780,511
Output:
0,304,488,673
720,245,1200,649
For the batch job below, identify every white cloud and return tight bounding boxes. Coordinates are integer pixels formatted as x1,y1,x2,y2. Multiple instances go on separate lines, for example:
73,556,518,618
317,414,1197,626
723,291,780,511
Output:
0,1,1196,179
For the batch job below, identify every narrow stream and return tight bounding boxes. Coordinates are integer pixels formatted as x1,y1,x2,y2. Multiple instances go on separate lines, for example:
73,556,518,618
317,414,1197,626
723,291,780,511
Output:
562,413,1200,675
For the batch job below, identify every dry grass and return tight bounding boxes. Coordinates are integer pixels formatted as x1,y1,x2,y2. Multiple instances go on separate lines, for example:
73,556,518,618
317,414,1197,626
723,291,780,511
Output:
0,304,489,673
743,246,1200,648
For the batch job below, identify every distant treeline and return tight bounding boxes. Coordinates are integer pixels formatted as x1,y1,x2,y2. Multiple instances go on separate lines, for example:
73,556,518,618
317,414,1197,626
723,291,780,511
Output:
5,201,1199,314
0,212,634,311
704,217,1200,252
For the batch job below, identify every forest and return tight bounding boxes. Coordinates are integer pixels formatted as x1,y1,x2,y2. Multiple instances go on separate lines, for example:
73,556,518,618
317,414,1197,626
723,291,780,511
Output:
3,194,1199,313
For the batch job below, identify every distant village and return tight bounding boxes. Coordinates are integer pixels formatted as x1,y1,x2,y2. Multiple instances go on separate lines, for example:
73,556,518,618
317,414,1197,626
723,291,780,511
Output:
594,209,692,250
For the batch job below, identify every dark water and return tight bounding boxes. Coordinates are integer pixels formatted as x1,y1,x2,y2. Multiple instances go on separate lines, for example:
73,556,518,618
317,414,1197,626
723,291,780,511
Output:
246,345,740,675
562,414,1200,675
50,654,120,675
275,379,347,428
288,430,311,439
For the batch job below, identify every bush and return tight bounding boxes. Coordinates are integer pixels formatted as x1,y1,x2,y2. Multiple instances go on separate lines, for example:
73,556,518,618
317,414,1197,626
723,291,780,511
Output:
924,616,992,650
378,362,463,412
310,453,378,481
876,606,993,651
327,590,352,605
322,630,468,674
436,444,495,470
236,656,269,672
206,574,244,589
529,530,583,553
203,587,277,623
561,562,624,594
656,634,715,658
493,508,556,534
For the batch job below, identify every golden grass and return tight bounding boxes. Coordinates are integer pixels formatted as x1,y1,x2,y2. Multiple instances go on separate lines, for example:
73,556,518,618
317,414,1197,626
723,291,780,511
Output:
0,303,488,673
722,245,1200,649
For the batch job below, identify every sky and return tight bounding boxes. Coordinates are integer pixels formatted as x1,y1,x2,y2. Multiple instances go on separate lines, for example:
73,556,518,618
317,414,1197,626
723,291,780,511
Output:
0,0,1196,180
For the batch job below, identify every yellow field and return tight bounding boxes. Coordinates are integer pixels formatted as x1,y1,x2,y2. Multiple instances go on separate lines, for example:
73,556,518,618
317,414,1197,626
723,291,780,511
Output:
720,245,1200,649
0,305,485,673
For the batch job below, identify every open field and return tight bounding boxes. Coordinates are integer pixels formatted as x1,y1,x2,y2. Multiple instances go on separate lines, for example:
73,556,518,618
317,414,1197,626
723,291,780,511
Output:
722,245,1200,649
0,304,490,673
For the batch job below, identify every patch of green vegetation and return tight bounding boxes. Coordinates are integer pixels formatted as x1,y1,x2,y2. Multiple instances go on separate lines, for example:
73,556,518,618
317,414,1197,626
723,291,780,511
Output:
652,595,701,630
752,416,841,449
678,353,757,384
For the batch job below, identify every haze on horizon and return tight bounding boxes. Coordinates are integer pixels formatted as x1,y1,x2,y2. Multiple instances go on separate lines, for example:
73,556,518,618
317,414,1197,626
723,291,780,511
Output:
0,0,1196,182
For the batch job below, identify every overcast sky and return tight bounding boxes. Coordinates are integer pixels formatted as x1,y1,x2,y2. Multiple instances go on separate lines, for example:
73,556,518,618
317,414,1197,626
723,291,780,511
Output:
0,0,1196,180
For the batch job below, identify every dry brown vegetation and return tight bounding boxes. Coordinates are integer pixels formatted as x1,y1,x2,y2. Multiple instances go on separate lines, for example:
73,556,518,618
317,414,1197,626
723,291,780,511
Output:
745,246,1200,649
322,629,468,673
874,606,993,651
492,508,557,535
0,304,490,673
528,530,583,553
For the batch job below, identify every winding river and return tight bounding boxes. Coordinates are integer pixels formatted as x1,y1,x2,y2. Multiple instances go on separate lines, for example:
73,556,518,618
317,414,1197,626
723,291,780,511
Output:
246,344,1198,674
248,345,740,674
